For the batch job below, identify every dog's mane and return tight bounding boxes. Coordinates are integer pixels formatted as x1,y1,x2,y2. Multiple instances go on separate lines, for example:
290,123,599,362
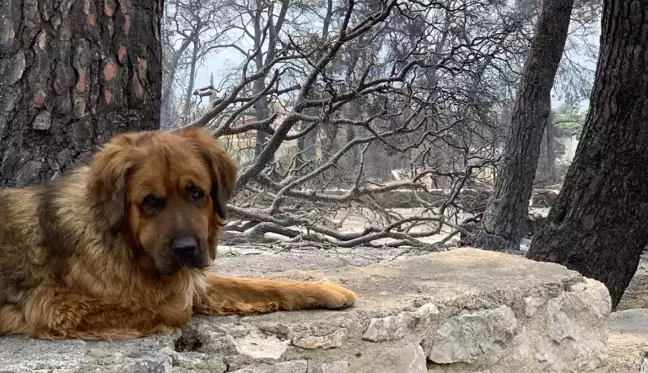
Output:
33,169,105,275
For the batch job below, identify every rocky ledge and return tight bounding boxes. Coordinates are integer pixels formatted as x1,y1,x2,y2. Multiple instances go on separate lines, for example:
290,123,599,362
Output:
0,248,624,372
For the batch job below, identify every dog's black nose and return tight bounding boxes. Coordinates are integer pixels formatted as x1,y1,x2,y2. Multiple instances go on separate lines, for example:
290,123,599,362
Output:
171,236,198,255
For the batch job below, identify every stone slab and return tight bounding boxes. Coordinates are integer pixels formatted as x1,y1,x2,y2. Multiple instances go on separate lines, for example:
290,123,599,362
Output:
0,248,612,372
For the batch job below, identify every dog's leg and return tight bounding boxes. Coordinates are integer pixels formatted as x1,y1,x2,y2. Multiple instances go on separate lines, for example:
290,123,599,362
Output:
193,275,356,316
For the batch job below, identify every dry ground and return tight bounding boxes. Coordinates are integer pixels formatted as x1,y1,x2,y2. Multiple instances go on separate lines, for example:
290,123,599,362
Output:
617,253,648,310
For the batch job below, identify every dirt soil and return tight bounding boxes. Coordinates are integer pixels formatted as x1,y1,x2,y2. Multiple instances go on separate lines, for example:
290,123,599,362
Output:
617,253,648,310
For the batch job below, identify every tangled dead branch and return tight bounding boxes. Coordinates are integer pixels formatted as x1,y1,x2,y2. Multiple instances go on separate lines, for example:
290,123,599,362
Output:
164,0,595,248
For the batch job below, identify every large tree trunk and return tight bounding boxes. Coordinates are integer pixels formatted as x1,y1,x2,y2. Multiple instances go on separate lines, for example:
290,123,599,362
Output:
474,0,574,251
527,0,648,309
0,0,162,186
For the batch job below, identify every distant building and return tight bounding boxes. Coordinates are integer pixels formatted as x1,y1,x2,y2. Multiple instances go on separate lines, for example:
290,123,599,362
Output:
207,97,301,166
555,135,579,162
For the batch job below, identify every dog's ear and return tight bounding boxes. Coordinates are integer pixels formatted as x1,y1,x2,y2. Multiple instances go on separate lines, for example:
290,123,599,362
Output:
207,146,237,221
87,133,140,235
179,127,237,221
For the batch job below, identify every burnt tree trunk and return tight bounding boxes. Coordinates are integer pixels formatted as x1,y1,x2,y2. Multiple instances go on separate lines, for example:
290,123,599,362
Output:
527,0,648,309
474,0,574,251
0,0,162,187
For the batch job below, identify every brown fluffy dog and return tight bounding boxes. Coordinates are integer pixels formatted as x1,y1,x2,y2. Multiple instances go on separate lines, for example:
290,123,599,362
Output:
0,126,355,340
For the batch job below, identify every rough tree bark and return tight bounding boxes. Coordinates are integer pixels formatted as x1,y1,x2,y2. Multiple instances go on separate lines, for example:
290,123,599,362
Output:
0,0,162,186
527,0,648,309
474,0,574,251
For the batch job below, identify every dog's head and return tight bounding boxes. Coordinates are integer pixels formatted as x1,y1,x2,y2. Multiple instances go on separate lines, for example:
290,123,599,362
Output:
87,127,237,276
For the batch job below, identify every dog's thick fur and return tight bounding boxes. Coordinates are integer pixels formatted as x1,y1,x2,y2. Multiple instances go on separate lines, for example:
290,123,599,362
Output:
0,126,355,340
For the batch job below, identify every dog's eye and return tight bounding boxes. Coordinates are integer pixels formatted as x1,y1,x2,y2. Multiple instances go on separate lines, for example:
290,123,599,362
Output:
189,188,205,202
142,195,164,212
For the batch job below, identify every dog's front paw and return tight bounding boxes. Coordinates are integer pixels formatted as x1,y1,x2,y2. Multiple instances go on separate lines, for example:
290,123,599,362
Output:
305,282,357,310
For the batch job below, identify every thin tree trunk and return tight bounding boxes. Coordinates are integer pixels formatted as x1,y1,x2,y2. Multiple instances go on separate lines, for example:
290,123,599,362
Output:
296,124,307,169
161,38,193,128
181,41,199,123
251,0,268,160
295,96,319,169
527,0,648,309
253,85,270,159
162,41,192,108
321,124,339,161
252,0,289,161
474,0,574,251
298,0,331,166
544,111,557,185
0,0,162,186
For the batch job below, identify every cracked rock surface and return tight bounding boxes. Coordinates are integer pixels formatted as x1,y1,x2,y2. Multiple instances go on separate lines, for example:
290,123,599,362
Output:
0,247,621,372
